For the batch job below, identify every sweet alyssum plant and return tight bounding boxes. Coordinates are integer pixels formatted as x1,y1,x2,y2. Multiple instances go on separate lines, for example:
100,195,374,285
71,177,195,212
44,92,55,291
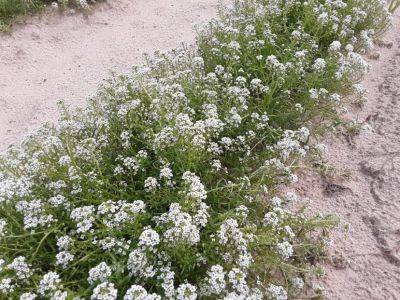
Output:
0,0,391,299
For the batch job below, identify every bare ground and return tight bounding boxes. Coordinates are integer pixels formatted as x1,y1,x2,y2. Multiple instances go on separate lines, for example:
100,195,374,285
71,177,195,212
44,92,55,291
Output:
293,10,400,300
0,0,225,151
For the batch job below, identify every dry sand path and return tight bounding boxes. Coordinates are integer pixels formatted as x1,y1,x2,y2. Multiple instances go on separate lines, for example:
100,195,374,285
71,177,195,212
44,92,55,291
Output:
295,10,400,300
0,0,224,151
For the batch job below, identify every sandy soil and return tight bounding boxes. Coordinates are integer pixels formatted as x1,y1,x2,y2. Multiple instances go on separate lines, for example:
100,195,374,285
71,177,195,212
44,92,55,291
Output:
293,10,400,300
0,0,225,151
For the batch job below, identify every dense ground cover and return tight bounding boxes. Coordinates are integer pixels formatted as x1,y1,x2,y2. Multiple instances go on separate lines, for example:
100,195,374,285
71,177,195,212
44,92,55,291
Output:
0,0,391,299
0,0,95,30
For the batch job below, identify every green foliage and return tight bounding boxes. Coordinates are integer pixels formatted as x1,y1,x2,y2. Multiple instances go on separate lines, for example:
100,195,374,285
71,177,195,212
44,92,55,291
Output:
0,0,96,31
0,0,46,30
0,0,392,299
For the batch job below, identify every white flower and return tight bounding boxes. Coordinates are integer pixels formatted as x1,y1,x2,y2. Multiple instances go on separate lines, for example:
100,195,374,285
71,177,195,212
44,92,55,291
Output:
182,172,207,200
345,44,354,52
8,256,32,279
0,278,14,293
276,241,293,260
285,191,298,202
127,249,155,279
225,107,242,128
201,265,226,295
57,235,73,250
0,259,5,272
123,285,147,300
122,157,139,173
271,197,282,207
144,177,159,192
264,212,279,227
138,228,160,248
312,58,326,72
250,78,269,94
48,195,69,208
314,144,327,155
211,159,222,171
39,272,60,295
0,219,7,238
0,0,390,298
157,203,201,246
58,155,71,166
124,285,161,300
291,277,304,290
228,41,241,51
15,199,55,229
78,0,89,9
176,283,197,300
284,226,295,238
55,251,74,268
235,205,249,219
309,88,319,100
160,166,173,180
20,292,37,300
97,200,145,228
244,25,255,36
228,268,248,294
266,284,287,300
70,205,95,234
329,93,341,102
88,262,112,285
329,41,341,52
91,282,118,300
291,30,301,39
51,290,68,300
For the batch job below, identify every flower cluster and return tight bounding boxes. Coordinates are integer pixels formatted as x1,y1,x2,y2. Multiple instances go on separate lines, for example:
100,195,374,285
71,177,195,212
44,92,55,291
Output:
0,0,390,299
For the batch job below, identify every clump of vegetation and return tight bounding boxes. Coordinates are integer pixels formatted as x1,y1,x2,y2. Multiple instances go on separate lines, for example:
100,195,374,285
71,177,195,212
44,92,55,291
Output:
0,0,96,31
389,0,400,13
0,0,391,299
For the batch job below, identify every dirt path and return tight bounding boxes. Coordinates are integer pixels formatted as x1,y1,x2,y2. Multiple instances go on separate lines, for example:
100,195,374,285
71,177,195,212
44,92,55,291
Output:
294,11,400,300
0,0,225,151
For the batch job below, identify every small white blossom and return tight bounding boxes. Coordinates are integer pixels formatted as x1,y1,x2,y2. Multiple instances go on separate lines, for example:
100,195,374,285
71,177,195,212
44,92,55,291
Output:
91,282,117,300
144,177,159,192
0,219,6,236
0,278,14,293
88,262,112,285
39,272,60,295
124,285,161,300
57,235,73,250
312,58,326,72
266,284,287,300
276,241,294,260
176,283,197,300
20,292,37,300
55,251,74,268
138,228,160,248
8,256,32,279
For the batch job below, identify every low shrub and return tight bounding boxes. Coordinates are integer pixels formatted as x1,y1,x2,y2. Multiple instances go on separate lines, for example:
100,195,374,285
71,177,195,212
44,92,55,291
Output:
0,0,97,31
0,0,391,299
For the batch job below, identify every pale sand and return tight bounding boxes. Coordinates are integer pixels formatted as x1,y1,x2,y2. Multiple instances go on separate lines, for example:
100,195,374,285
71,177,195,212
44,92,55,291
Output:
291,10,400,300
0,0,225,151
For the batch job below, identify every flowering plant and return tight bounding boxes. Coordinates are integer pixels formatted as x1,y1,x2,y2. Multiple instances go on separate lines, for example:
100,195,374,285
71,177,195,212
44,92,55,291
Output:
0,0,391,299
